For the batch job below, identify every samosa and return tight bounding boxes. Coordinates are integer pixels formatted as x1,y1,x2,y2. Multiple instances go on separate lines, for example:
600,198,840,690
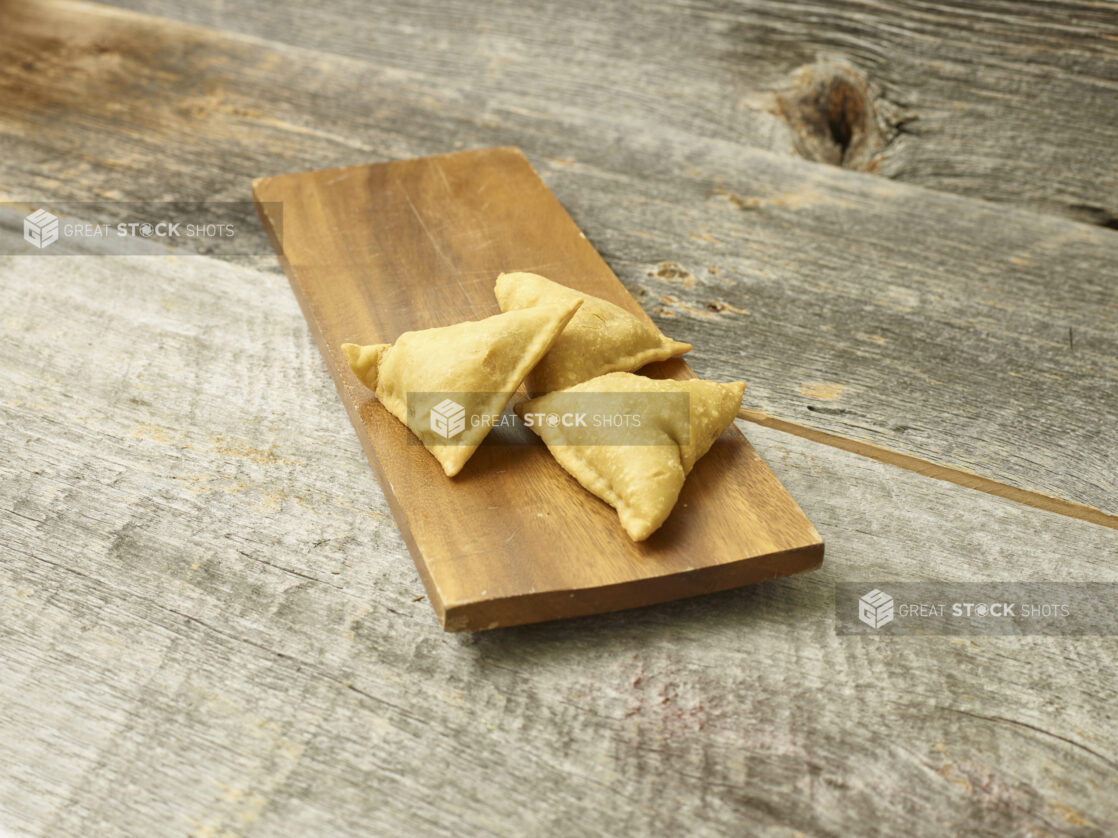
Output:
495,272,691,394
343,300,580,477
517,372,745,540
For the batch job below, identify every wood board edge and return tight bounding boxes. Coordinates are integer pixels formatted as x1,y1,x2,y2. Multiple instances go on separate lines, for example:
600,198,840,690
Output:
442,540,825,632
252,187,451,629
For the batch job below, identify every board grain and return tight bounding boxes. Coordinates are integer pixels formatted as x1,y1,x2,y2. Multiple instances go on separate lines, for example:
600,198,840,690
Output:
251,147,823,630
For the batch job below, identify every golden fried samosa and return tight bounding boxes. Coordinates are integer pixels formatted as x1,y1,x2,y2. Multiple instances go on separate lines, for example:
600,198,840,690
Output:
517,372,745,540
495,272,690,394
342,300,580,476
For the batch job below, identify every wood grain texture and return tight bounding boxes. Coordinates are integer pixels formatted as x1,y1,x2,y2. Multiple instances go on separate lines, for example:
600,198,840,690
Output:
1,243,1116,837
2,0,1116,834
578,152,1118,527
252,147,822,630
0,0,1113,524
104,0,1118,226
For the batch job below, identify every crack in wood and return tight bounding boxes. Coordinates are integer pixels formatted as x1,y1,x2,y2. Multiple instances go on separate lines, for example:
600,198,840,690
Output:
946,707,1118,774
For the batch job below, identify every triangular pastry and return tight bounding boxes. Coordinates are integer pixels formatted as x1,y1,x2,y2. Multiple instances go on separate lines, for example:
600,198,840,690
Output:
342,300,580,477
517,372,745,540
495,272,691,395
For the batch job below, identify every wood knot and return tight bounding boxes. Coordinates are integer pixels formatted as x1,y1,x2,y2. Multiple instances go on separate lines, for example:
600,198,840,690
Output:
776,62,887,171
649,262,696,288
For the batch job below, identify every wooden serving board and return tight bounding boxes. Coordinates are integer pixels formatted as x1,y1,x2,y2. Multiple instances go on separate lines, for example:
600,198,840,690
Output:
252,147,823,630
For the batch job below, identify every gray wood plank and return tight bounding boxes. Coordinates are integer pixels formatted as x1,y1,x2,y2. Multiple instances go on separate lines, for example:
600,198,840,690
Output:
2,247,1117,837
1,0,1114,522
580,149,1118,526
99,0,1118,226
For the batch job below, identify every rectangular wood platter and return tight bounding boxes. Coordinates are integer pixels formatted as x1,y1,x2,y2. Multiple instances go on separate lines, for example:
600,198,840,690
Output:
252,147,823,631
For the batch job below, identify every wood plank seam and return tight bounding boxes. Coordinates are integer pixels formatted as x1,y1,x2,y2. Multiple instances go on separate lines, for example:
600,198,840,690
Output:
738,408,1117,531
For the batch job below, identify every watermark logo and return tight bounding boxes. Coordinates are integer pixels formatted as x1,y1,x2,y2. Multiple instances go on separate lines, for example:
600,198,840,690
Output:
406,390,690,447
859,589,894,629
837,583,1115,635
430,398,466,439
24,209,59,249
3,201,280,255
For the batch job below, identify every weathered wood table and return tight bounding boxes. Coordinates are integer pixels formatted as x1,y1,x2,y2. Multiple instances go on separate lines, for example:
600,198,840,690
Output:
2,1,1116,835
